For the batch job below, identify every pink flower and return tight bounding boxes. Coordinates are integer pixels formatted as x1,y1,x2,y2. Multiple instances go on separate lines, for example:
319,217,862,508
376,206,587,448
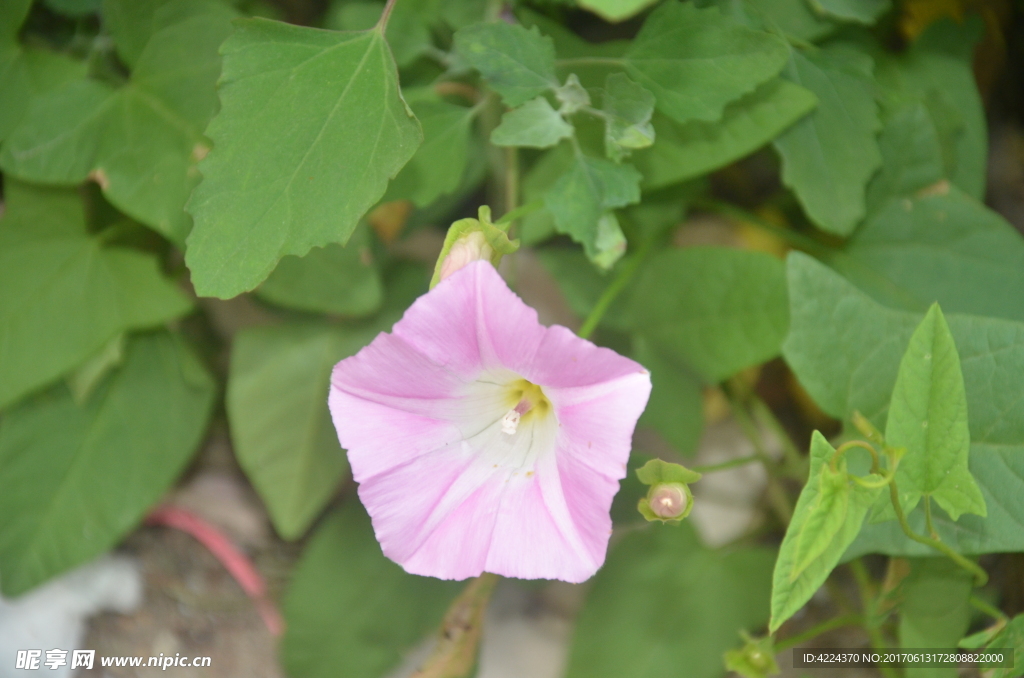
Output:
328,261,651,583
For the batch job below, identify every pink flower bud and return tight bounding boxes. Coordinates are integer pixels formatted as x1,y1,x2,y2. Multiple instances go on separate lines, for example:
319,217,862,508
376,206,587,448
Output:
439,231,494,282
649,483,688,519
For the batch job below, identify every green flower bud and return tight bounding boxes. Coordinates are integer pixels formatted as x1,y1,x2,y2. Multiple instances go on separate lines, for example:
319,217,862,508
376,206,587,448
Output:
635,458,701,524
430,206,519,288
724,634,779,678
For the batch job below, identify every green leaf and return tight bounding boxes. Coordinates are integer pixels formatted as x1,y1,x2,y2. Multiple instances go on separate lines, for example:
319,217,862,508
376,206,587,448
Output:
491,96,573,149
602,73,655,161
634,337,705,455
961,615,1024,678
555,73,591,114
874,19,986,199
864,102,947,213
634,77,817,190
228,323,376,540
783,253,1024,556
520,145,574,246
103,0,196,69
808,0,891,24
282,501,459,678
0,181,193,410
886,304,985,520
66,332,126,404
185,18,421,298
577,0,658,23
385,94,477,207
731,0,838,42
791,464,850,580
630,247,788,383
770,432,881,632
624,2,789,124
773,44,881,236
256,226,382,317
1,0,235,245
565,522,774,678
0,0,87,143
835,188,1024,323
43,0,101,16
544,153,641,260
0,331,215,595
453,22,558,107
899,558,973,678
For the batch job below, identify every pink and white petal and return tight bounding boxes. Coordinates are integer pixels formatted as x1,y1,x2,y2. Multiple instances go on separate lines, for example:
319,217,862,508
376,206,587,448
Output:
358,419,530,579
356,443,488,570
484,425,606,582
329,388,464,482
549,372,652,482
331,330,468,414
522,324,651,389
393,261,547,377
399,477,501,580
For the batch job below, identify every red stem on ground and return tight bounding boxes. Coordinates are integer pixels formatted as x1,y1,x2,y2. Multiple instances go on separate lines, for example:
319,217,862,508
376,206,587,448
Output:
145,505,284,637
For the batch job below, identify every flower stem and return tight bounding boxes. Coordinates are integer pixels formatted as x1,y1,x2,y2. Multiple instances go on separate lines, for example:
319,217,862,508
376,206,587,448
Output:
888,482,988,586
504,146,519,219
411,573,500,678
775,614,863,652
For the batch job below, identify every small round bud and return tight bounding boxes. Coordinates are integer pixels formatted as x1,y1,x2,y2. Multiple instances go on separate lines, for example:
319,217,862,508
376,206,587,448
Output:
439,231,494,282
649,483,688,519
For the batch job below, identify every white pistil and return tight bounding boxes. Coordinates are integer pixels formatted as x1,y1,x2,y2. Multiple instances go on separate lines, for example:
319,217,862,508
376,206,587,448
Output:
501,409,521,435
501,399,534,436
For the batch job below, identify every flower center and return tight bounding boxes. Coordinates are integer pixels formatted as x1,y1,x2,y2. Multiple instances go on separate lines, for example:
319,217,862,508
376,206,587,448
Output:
500,379,551,436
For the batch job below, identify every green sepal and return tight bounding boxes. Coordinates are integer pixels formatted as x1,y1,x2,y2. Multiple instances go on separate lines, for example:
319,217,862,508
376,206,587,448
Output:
636,458,703,485
429,206,520,288
724,634,780,678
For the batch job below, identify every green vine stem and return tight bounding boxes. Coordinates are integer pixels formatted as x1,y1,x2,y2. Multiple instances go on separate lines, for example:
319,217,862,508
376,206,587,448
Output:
749,394,805,476
969,596,1009,623
923,497,939,540
377,0,399,31
578,229,659,339
774,614,864,652
690,454,763,474
726,394,795,524
888,482,989,587
689,197,831,255
495,198,543,227
849,559,901,678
